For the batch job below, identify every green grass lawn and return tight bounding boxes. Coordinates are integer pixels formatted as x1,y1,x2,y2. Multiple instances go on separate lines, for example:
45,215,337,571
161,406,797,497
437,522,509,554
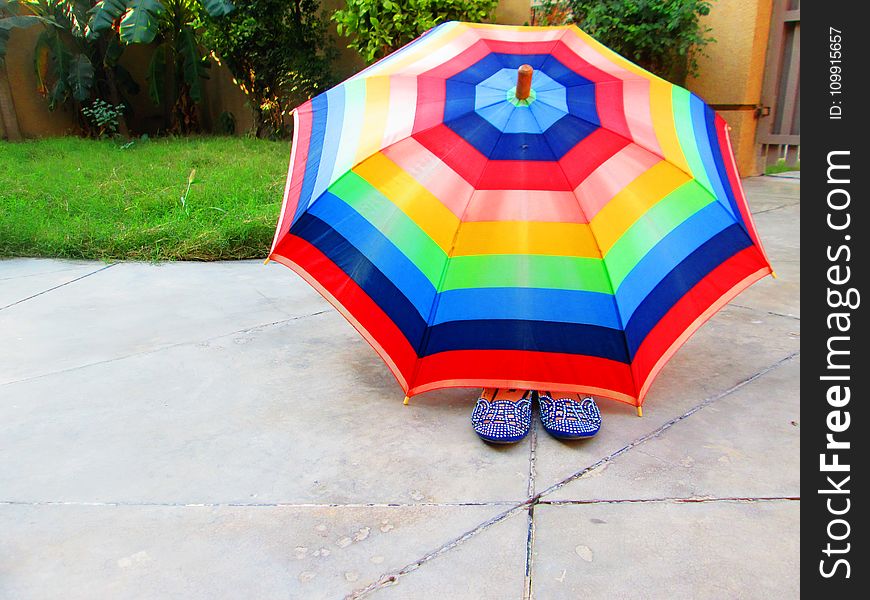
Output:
0,136,290,261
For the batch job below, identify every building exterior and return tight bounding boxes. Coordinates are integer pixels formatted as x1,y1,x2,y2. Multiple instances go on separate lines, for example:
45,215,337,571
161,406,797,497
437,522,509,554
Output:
2,0,799,178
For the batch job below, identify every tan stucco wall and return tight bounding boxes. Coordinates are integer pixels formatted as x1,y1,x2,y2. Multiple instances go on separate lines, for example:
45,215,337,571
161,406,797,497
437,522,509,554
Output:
2,0,530,138
688,0,774,176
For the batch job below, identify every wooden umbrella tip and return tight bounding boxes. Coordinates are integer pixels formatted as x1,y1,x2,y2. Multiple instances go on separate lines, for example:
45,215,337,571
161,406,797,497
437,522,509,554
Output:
515,64,534,100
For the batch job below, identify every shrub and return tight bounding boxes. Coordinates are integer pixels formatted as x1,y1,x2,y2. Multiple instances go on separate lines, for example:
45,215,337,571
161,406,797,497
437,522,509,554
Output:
333,0,498,64
534,0,715,83
203,0,336,138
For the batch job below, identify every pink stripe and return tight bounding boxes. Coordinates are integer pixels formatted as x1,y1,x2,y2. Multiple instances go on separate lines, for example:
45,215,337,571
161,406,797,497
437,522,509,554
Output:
621,80,663,157
716,115,771,265
412,77,445,133
550,41,619,85
559,29,640,82
381,137,474,218
421,39,491,80
474,27,565,43
464,190,586,223
574,144,661,220
483,39,561,55
398,29,482,76
271,102,313,252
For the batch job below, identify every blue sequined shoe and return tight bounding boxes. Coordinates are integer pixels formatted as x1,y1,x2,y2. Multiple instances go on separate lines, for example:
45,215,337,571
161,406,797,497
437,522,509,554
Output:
471,389,533,444
537,392,601,439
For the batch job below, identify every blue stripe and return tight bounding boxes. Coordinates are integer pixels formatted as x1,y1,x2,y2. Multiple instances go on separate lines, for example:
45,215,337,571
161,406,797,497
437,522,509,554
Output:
690,94,733,218
291,94,329,227
434,288,621,328
624,224,753,356
291,213,428,350
615,201,737,319
423,319,629,361
306,192,437,319
311,86,345,202
290,214,756,362
702,105,743,226
542,114,598,157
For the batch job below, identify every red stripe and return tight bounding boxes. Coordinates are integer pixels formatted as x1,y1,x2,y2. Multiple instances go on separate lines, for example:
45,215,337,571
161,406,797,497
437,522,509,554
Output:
413,124,489,184
274,103,313,249
550,42,621,86
476,159,573,190
273,234,419,390
420,39,491,80
594,81,632,142
414,124,576,190
557,128,630,188
716,115,767,255
413,350,638,403
631,245,770,400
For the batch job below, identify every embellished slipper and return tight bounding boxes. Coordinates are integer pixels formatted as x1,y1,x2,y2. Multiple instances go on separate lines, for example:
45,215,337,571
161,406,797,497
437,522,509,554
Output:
471,388,533,444
537,391,601,439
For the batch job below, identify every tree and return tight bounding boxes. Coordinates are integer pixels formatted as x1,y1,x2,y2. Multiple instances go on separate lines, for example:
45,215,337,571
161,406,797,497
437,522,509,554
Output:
203,0,336,138
566,0,714,83
3,0,139,136
88,0,233,134
333,0,498,64
2,0,45,139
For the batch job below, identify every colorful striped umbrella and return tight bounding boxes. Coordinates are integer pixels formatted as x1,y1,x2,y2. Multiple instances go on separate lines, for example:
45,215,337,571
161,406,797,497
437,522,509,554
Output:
266,22,773,412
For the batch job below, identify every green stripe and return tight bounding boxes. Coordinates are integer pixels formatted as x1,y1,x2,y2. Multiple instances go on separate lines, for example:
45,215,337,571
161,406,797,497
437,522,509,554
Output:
443,254,613,293
604,180,714,287
672,87,712,193
329,172,446,283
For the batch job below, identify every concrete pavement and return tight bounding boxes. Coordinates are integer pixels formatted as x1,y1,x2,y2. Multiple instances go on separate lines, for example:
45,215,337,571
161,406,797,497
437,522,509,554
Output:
0,175,800,599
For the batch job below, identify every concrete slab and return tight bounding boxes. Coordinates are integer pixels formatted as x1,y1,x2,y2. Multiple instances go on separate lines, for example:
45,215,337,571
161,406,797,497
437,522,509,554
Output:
531,501,799,599
547,357,799,501
0,311,529,505
0,259,107,309
372,509,528,599
736,203,800,317
531,304,799,495
0,503,511,600
0,260,327,384
0,175,799,599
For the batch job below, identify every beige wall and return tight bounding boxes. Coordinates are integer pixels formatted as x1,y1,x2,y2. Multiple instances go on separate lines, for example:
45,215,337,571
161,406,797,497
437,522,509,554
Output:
688,0,774,176
2,0,531,139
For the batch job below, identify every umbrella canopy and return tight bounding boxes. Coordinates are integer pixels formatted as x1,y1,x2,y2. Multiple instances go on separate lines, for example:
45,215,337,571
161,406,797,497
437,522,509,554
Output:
267,22,773,408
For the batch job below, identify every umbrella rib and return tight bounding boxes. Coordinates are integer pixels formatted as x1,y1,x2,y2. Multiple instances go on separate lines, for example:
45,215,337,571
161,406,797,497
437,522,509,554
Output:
526,105,638,399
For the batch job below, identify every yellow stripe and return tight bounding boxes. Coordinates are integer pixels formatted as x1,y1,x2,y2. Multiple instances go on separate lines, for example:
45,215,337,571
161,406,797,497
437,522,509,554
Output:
591,161,691,253
371,22,469,77
567,25,657,82
465,23,565,32
353,152,694,260
355,77,391,165
649,79,692,176
353,153,459,251
454,221,601,257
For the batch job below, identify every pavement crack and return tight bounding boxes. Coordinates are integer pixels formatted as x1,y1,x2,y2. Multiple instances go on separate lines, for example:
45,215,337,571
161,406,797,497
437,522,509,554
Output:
751,201,800,215
523,418,538,599
346,351,800,598
0,310,331,387
0,263,116,312
539,496,800,505
347,504,528,599
728,303,800,321
531,351,800,502
0,500,519,508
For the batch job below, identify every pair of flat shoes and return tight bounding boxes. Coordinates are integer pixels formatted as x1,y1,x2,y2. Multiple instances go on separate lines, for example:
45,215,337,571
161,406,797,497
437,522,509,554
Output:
471,389,601,443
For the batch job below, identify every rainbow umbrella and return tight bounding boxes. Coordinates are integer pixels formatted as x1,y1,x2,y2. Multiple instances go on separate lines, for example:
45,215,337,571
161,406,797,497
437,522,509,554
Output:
266,22,773,412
